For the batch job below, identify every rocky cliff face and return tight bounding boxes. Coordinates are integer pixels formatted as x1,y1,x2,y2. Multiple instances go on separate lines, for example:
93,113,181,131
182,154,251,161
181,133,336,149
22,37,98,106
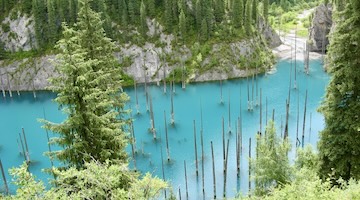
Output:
0,55,56,92
309,4,332,52
0,13,280,91
0,12,36,52
258,18,282,48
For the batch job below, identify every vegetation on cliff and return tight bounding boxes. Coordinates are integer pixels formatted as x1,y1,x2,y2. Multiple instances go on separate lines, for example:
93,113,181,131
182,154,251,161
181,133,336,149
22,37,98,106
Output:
0,0,319,83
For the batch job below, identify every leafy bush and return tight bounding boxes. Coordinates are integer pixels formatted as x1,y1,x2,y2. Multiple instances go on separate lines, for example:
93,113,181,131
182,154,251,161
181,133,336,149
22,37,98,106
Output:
1,22,10,33
241,167,360,200
301,17,310,28
282,12,297,24
3,161,167,200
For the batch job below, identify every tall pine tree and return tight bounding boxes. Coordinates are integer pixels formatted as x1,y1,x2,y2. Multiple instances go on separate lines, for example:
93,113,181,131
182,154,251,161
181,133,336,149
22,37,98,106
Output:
204,1,214,35
195,0,202,30
164,0,173,30
318,1,360,181
47,0,57,45
139,0,147,36
232,0,244,28
252,121,291,196
214,0,225,23
119,0,128,26
179,8,187,40
127,0,137,24
263,0,269,24
69,0,78,25
32,0,48,48
245,0,252,34
200,18,208,42
147,0,155,17
43,0,130,168
252,0,258,24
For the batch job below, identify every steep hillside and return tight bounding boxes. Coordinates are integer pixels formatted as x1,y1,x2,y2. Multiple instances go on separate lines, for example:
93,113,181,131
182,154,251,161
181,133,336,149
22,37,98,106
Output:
0,0,285,91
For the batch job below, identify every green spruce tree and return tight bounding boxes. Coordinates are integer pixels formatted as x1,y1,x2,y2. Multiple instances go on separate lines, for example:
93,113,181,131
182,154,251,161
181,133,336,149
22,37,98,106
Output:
164,0,173,30
252,121,291,196
195,0,202,30
32,0,48,48
204,2,214,35
140,0,147,36
214,0,225,23
318,1,360,181
127,0,137,24
232,0,244,28
179,8,187,41
245,0,252,34
172,0,179,25
147,0,155,17
47,0,57,45
200,18,208,42
0,39,6,59
252,0,258,24
263,0,269,24
43,0,130,168
69,0,78,25
119,0,128,26
57,0,70,23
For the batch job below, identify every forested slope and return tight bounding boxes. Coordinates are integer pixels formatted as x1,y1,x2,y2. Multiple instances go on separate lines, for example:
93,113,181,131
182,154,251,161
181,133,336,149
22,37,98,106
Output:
0,0,319,91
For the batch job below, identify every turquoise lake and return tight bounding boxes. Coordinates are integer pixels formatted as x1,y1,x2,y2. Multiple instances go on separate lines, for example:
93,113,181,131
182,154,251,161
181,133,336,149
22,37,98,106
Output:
0,59,330,199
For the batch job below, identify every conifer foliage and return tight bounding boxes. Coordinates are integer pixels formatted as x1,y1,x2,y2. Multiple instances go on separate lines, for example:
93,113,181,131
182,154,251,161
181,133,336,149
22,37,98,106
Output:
252,121,291,195
43,0,130,168
318,1,360,181
263,0,269,24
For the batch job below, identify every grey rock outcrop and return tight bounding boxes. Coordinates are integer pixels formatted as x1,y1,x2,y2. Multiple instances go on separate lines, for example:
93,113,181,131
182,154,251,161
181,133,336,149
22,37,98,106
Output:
0,15,277,91
309,4,332,52
0,55,56,92
258,18,282,48
0,13,36,52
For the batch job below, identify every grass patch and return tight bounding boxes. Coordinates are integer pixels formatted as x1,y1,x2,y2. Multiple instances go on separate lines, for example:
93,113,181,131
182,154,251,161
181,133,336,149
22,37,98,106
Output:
297,29,308,37
1,50,42,61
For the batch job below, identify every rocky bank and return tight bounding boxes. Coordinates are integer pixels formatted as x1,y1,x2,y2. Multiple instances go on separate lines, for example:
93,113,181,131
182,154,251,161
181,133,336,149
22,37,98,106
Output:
3,4,319,92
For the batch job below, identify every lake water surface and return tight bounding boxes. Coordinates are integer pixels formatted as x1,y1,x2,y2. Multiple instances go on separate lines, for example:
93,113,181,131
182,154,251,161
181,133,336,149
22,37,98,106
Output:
0,60,329,199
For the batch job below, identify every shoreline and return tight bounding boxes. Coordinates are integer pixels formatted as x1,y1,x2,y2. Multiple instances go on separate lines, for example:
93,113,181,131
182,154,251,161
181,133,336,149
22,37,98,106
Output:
273,31,323,62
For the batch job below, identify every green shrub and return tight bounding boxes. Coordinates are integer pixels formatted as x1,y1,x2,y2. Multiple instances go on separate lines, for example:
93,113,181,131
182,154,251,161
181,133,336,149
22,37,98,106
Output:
10,11,18,20
302,18,310,28
282,12,297,23
9,31,17,39
1,22,10,33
